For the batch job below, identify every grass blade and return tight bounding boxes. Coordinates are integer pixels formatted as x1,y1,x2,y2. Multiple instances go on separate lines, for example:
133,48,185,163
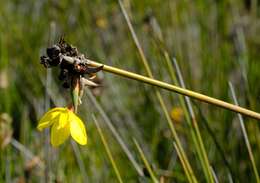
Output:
44,56,51,183
10,139,44,169
117,1,197,182
172,142,193,183
196,107,235,181
44,22,56,183
172,57,214,182
70,140,89,183
86,89,143,176
210,167,219,183
92,115,124,183
133,138,159,183
229,82,260,183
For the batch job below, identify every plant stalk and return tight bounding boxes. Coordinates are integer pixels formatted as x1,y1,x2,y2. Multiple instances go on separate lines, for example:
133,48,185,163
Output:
87,59,260,121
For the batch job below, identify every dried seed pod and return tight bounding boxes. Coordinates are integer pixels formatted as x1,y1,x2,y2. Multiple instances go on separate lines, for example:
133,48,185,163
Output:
40,56,51,68
58,69,68,80
40,38,103,90
47,45,61,59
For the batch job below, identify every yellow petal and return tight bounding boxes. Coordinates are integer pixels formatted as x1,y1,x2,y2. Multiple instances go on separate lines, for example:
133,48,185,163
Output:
57,109,69,129
69,111,87,145
51,116,70,147
37,107,66,131
170,107,184,124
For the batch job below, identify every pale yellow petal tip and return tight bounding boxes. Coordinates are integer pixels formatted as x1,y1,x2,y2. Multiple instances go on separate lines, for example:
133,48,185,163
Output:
69,111,88,146
76,136,88,145
71,130,88,146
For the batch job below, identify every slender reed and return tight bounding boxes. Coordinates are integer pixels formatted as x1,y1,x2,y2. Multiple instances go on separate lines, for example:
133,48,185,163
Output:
229,82,260,183
162,46,212,181
172,58,214,182
196,107,235,182
133,138,159,183
172,142,193,183
10,139,44,169
44,22,56,183
70,141,89,183
5,147,11,183
85,89,143,176
117,1,197,182
93,115,124,183
44,61,51,183
147,16,213,181
210,167,219,183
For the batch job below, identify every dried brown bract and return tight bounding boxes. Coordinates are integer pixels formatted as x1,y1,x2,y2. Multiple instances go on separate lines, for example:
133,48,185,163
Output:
40,38,103,89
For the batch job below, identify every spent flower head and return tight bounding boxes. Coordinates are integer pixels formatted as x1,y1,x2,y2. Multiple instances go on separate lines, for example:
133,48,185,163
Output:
39,38,104,147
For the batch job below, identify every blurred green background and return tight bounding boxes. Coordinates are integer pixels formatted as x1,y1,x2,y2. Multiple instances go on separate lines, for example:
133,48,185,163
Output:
0,0,260,182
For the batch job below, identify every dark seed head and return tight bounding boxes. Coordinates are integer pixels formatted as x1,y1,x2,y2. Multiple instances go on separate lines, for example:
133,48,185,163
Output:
40,56,51,68
41,38,103,90
47,45,61,60
58,69,68,81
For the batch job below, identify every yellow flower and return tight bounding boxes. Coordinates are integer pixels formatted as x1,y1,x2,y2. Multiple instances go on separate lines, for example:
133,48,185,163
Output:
170,107,184,124
37,107,87,147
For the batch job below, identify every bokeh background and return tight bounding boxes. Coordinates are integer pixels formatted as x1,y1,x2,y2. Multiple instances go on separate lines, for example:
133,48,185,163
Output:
0,0,260,182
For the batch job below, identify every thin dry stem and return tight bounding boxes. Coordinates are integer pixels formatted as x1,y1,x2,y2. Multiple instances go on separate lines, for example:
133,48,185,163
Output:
229,82,260,183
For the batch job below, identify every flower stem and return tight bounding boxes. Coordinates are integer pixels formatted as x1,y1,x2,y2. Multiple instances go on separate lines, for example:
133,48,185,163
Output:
71,75,80,113
87,59,260,121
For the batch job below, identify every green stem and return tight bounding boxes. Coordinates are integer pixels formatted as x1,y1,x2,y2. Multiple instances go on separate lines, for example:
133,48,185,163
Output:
70,76,89,182
229,82,260,183
87,60,260,121
71,76,80,113
169,56,214,183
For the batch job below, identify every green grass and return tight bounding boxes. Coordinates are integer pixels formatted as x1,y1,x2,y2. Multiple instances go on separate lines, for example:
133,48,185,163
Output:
0,0,260,182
